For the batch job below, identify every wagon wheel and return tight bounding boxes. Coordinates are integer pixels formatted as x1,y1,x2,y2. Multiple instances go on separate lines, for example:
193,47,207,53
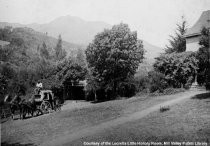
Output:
40,101,52,114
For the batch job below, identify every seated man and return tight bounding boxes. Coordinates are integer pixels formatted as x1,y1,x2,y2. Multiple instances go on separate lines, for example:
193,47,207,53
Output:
36,82,43,89
35,82,43,94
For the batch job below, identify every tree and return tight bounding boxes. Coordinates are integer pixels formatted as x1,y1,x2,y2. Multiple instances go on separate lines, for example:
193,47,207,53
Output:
85,68,102,101
0,45,14,62
76,48,86,67
56,58,87,85
86,23,144,99
154,52,198,88
0,73,7,97
52,58,87,100
165,16,187,53
0,26,12,41
40,42,50,59
196,27,210,88
54,35,66,61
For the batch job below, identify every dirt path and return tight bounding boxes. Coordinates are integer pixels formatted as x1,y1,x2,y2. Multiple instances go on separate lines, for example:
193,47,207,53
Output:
41,89,207,146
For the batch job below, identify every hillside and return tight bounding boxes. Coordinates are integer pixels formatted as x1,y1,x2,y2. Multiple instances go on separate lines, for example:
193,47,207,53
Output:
0,16,163,60
0,22,24,28
143,40,163,60
27,15,111,45
0,26,83,56
26,16,163,59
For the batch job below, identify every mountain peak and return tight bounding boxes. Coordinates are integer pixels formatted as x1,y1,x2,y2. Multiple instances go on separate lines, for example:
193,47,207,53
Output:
25,15,110,45
0,16,162,59
49,15,84,24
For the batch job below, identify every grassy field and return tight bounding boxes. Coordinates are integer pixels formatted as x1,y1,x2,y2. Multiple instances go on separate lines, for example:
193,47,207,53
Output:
70,92,210,146
1,90,210,146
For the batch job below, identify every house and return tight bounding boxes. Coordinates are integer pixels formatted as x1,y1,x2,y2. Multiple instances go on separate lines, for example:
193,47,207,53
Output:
63,80,87,100
185,10,210,51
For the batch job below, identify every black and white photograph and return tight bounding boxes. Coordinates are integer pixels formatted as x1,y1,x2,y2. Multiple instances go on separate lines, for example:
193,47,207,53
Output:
0,0,210,145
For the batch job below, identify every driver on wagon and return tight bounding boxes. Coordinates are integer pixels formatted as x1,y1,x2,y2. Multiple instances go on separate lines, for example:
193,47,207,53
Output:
35,82,43,94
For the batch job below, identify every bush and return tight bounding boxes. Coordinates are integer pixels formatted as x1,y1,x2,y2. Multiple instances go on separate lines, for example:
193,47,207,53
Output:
148,71,168,93
163,88,185,95
133,75,150,92
149,87,185,96
117,81,136,97
154,52,198,88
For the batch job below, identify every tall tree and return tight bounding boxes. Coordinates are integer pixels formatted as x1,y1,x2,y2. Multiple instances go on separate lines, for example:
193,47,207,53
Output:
54,35,66,61
165,16,187,53
76,48,86,67
196,27,210,88
86,23,144,99
40,42,50,59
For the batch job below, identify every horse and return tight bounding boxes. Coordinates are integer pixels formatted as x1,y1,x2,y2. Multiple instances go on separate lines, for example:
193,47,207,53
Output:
18,99,33,119
20,95,43,119
4,94,23,120
4,94,43,120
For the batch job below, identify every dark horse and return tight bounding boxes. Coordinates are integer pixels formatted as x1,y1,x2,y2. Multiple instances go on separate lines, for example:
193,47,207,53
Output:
20,96,43,119
4,94,24,120
4,94,41,120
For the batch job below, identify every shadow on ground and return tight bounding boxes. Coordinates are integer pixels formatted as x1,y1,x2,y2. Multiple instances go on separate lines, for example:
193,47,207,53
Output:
1,118,10,123
1,115,36,124
1,142,36,146
191,92,210,100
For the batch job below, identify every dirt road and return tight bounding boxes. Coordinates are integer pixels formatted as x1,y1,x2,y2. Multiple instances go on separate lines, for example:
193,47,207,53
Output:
41,89,207,146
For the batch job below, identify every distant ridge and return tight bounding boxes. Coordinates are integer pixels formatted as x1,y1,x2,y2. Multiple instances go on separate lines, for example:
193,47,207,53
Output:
143,40,163,60
0,15,163,59
0,26,83,57
27,15,111,45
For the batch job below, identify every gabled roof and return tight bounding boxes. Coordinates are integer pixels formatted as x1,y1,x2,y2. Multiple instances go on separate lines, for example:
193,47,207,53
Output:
185,10,210,38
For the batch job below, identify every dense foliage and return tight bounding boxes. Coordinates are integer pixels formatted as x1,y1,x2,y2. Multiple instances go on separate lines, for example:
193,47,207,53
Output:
0,26,86,102
165,17,187,53
148,71,168,92
86,23,144,100
54,35,67,61
56,58,87,86
196,27,210,89
154,52,198,88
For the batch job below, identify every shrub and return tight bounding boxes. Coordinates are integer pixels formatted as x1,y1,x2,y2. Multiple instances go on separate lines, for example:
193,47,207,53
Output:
133,75,150,92
154,52,198,88
148,71,168,93
163,88,185,95
149,87,185,96
117,81,136,97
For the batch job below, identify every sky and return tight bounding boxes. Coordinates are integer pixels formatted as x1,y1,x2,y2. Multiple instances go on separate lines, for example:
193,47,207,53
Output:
0,0,210,48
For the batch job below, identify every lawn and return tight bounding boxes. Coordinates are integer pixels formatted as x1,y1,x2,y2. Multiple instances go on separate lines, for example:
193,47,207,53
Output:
70,92,210,146
1,90,209,146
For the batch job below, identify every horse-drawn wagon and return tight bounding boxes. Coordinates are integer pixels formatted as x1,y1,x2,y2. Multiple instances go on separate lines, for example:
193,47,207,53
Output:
2,89,62,120
34,90,62,114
